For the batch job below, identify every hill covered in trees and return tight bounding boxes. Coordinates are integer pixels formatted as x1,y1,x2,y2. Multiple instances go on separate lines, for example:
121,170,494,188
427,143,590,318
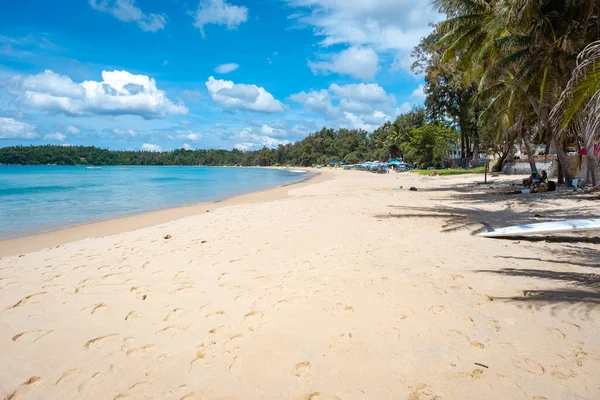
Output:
0,108,460,167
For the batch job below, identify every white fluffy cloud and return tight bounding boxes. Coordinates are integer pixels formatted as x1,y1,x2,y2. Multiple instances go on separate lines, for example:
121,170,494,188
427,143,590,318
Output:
214,63,240,74
343,110,390,131
289,89,337,117
232,127,288,151
397,102,412,114
65,125,80,135
89,0,166,32
0,117,37,139
168,130,203,141
260,124,287,138
329,83,392,104
182,143,194,150
192,0,248,37
290,82,396,130
140,143,162,152
113,128,137,136
288,1,440,73
411,84,426,101
44,132,67,141
206,76,283,113
10,70,188,119
308,46,379,80
288,0,439,51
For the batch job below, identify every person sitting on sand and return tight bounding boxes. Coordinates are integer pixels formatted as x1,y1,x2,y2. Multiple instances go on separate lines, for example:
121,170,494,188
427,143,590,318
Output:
531,170,548,188
523,171,538,187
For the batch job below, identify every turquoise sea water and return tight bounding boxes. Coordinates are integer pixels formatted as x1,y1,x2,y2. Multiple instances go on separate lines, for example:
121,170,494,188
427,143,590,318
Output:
0,166,309,239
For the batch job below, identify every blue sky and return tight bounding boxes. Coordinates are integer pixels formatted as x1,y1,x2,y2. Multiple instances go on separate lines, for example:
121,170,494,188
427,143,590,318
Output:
0,0,438,152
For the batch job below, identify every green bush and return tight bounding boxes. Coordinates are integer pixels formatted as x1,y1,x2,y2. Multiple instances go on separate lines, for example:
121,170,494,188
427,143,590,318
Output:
344,151,361,164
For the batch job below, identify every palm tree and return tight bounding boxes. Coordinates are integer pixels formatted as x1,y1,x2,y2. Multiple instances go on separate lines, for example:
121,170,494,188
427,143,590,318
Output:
552,40,600,187
434,0,600,185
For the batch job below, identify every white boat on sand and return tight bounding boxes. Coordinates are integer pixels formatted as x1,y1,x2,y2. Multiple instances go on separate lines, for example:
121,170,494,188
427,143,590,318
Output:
479,219,600,238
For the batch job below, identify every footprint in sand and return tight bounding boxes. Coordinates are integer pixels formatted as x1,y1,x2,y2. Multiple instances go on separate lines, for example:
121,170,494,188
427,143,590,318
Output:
83,303,106,314
3,376,43,400
22,376,41,386
429,306,446,315
512,358,545,376
294,361,312,377
470,341,485,349
165,308,183,321
301,393,341,400
327,303,355,315
244,310,262,318
55,368,83,386
190,351,206,368
125,311,139,321
218,273,228,281
129,381,150,391
156,325,189,338
407,384,441,400
84,334,119,349
78,372,102,393
126,344,155,357
470,369,485,379
206,310,226,318
229,356,243,373
120,337,136,351
570,346,588,367
8,292,47,309
549,328,566,339
551,367,576,380
12,330,54,343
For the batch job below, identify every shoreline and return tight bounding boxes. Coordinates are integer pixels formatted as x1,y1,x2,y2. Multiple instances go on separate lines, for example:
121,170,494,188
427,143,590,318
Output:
0,169,330,257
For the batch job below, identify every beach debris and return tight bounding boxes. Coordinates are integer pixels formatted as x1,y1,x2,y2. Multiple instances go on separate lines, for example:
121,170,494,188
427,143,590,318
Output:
409,187,418,191
142,295,147,300
475,363,489,369
201,240,207,244
163,234,172,240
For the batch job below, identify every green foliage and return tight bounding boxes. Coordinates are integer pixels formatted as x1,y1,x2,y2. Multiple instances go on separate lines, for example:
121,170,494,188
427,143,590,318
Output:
402,123,458,167
343,151,361,164
432,0,600,183
415,167,485,176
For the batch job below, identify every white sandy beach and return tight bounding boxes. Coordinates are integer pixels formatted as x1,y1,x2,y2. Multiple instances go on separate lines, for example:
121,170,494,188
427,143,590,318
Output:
1,170,599,399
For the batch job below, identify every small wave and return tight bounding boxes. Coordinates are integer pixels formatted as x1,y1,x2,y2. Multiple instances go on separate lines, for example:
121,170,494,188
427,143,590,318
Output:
287,169,308,173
